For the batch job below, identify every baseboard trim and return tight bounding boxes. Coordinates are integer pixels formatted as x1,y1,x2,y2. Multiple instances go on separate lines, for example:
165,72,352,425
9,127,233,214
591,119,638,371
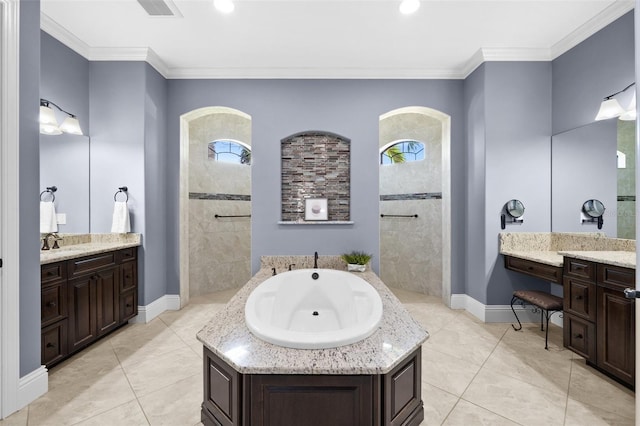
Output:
132,294,181,324
451,294,563,327
16,366,47,410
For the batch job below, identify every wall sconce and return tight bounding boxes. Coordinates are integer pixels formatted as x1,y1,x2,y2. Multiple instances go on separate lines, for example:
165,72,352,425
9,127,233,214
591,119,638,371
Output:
39,99,83,136
501,199,525,230
595,83,636,121
581,199,605,229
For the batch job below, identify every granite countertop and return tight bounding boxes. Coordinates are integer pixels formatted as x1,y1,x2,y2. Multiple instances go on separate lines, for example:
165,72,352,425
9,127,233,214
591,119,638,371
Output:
196,268,429,375
40,233,141,264
559,251,636,269
499,232,636,269
500,250,564,267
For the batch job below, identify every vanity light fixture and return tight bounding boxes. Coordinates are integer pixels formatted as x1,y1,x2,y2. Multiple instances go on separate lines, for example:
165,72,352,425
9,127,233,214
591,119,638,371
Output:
595,82,636,121
214,0,234,14
399,0,420,14
39,99,83,136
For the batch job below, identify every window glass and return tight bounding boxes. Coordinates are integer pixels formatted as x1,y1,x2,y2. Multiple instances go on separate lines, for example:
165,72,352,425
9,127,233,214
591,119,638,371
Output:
208,140,251,165
380,140,425,165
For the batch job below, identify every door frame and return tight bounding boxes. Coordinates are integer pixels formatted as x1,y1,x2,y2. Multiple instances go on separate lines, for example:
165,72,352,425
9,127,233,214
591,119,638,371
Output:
0,0,22,418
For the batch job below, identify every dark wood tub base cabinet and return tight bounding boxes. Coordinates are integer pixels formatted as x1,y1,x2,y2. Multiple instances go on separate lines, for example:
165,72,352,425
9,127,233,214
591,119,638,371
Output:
202,346,424,426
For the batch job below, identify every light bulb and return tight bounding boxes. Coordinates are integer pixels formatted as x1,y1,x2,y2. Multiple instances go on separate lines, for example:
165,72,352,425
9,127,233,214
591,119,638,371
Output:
399,0,420,15
214,0,234,14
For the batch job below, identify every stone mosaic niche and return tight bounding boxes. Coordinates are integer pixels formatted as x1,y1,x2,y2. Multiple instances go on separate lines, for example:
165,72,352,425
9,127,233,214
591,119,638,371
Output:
281,131,350,221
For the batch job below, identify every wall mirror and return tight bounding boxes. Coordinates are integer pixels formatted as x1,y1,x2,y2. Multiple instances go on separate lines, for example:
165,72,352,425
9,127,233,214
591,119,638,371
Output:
39,133,90,233
551,119,635,238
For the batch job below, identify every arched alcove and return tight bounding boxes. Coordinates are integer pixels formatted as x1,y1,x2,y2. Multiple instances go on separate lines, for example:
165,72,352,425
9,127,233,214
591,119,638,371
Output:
379,106,451,305
179,106,252,306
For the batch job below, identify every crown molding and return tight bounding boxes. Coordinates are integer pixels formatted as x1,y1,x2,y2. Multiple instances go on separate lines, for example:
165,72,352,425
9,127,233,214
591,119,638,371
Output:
40,12,91,59
461,47,551,78
164,67,465,80
550,0,634,59
90,47,170,77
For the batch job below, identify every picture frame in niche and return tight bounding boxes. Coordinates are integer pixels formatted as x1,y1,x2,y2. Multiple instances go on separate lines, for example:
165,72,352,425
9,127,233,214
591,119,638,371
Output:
305,198,328,221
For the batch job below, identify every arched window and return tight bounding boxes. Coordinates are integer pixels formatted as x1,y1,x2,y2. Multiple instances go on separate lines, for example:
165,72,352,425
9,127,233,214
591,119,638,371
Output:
208,139,251,165
380,140,425,165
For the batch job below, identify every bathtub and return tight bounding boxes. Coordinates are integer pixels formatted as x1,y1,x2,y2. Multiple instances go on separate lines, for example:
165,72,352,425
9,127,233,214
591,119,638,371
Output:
244,269,383,349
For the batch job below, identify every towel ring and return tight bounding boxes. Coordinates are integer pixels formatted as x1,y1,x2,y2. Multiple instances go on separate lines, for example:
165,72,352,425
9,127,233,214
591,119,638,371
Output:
40,186,57,202
114,186,129,202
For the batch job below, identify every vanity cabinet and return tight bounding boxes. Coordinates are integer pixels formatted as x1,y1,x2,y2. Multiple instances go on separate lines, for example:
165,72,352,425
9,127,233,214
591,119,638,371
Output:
562,257,635,388
41,247,138,368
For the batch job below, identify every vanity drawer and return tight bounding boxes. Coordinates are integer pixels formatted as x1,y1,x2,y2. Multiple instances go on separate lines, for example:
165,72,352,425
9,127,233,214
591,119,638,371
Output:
563,314,596,362
563,277,596,321
120,290,138,323
504,256,562,284
41,282,67,327
564,258,596,282
117,247,137,263
120,261,137,293
41,320,68,367
41,262,66,284
68,252,117,277
597,264,635,292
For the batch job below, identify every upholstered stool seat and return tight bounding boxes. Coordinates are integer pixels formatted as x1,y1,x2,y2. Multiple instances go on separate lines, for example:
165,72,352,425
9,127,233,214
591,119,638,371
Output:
511,290,563,349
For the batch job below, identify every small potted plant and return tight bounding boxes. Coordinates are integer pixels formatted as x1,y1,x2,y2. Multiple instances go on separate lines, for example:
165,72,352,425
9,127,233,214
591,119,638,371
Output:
341,251,372,272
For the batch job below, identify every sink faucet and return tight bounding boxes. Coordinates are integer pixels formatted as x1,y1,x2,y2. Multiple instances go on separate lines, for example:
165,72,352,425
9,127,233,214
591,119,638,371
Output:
314,251,318,269
41,233,61,251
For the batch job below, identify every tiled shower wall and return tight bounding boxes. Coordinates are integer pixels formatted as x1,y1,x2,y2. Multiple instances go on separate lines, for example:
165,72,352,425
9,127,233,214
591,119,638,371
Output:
189,112,251,296
281,132,350,221
379,112,443,296
617,120,636,239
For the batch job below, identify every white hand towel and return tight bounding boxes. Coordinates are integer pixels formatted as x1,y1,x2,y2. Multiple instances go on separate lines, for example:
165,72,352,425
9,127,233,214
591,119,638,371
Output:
111,201,131,233
40,201,58,233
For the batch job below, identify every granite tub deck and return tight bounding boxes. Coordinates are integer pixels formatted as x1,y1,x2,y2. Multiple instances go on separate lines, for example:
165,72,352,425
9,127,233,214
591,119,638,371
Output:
499,232,636,268
40,233,141,264
196,262,429,375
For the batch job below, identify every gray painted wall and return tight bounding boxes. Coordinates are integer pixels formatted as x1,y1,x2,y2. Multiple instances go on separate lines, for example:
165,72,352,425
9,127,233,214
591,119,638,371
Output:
166,79,466,297
20,0,42,377
464,62,553,305
143,63,169,304
40,32,91,233
484,62,553,305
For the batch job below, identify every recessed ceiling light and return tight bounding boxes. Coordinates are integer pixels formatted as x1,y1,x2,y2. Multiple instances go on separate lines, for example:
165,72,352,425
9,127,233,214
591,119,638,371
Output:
214,0,234,14
399,0,420,15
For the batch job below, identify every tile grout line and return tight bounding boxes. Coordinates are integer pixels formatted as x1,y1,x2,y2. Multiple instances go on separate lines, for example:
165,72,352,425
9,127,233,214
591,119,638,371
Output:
562,354,575,426
109,339,153,426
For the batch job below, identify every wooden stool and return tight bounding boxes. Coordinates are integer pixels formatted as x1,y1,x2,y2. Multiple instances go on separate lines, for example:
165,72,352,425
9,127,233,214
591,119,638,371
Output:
510,290,563,350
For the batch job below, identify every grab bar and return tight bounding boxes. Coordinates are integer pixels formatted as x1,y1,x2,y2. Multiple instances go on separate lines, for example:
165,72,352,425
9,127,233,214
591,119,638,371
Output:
380,214,418,218
215,214,251,218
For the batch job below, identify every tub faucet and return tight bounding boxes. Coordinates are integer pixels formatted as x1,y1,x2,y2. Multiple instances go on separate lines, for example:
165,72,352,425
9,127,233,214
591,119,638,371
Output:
314,251,318,269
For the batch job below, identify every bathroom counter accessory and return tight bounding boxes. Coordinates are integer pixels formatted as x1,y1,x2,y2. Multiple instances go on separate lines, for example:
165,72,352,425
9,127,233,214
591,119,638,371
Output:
40,233,141,265
197,268,428,375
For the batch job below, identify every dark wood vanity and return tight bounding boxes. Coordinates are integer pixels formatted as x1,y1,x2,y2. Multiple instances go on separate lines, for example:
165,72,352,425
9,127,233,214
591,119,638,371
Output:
202,346,423,426
505,254,635,388
41,247,138,368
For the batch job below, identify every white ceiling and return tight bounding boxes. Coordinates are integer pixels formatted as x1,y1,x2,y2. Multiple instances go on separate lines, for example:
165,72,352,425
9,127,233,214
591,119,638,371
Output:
41,0,634,79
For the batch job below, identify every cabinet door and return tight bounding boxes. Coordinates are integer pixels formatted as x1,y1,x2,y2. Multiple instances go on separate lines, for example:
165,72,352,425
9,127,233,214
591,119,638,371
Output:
597,286,635,386
563,314,596,362
96,266,120,336
42,320,68,367
68,275,97,352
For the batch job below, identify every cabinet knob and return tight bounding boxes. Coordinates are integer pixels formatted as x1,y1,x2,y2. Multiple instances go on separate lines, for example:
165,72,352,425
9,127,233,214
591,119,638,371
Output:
46,342,55,348
126,303,132,308
574,333,583,339
47,271,54,276
46,301,56,307
125,275,131,279
575,295,583,300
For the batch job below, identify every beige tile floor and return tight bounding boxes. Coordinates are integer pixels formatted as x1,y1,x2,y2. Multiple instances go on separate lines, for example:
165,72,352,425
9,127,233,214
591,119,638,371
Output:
1,287,635,425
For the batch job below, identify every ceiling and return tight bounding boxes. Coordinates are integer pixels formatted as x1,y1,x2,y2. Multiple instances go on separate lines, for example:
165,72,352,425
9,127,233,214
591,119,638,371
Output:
40,0,634,79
